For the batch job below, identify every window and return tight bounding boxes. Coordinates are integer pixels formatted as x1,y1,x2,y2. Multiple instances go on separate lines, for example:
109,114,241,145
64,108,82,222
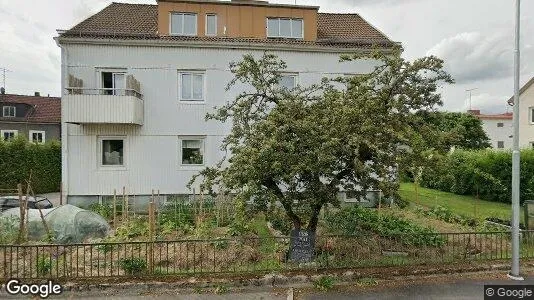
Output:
29,130,45,144
531,142,534,149
206,14,217,36
497,141,505,149
278,74,297,90
1,130,17,141
171,13,197,36
102,72,125,95
2,106,15,117
101,139,124,166
179,72,204,101
181,139,204,165
531,108,534,124
497,122,504,127
267,18,303,39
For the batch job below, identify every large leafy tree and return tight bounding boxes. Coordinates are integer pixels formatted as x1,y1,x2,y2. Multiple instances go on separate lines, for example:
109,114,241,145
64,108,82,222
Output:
191,48,453,233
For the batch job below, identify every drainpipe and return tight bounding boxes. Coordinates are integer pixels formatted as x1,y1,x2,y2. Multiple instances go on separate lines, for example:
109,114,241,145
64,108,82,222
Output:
55,35,69,205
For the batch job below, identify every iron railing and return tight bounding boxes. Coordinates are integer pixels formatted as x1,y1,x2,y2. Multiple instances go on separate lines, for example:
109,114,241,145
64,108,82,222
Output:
65,88,143,99
1,231,533,280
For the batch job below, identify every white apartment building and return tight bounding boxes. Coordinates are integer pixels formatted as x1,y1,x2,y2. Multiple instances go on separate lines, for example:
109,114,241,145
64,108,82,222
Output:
55,0,396,206
468,110,513,149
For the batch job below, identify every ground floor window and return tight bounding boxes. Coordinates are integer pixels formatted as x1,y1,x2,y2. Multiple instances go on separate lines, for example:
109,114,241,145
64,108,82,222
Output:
100,138,125,166
1,130,17,141
29,130,46,144
181,138,204,165
497,141,504,149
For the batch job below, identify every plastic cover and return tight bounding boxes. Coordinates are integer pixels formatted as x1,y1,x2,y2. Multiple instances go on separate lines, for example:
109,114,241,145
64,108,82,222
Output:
1,204,110,244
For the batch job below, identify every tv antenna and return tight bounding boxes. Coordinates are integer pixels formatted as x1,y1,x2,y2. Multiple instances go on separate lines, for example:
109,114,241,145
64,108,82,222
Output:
0,67,12,90
466,88,478,111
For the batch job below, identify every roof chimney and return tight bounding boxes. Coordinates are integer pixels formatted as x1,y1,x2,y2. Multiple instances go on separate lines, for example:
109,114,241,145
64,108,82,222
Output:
0,87,5,95
34,92,40,97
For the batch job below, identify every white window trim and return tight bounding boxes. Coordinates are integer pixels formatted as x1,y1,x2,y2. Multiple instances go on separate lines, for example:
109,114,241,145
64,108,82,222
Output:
279,73,299,90
1,130,18,141
178,71,206,103
179,136,206,167
2,106,16,117
29,130,46,144
205,14,217,36
98,136,127,170
530,107,534,125
170,12,198,36
266,17,304,39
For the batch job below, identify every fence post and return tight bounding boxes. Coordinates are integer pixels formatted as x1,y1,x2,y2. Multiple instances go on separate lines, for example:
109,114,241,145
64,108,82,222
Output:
113,189,117,228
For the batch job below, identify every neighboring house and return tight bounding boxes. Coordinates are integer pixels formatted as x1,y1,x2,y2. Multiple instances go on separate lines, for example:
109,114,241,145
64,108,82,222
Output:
55,0,396,206
0,90,61,143
508,77,534,148
468,109,513,150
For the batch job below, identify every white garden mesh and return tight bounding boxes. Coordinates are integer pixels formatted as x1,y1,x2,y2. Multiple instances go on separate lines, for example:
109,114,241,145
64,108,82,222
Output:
1,204,110,244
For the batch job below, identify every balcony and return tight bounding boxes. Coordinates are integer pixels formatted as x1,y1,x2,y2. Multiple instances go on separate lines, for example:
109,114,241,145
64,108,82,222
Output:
63,75,144,125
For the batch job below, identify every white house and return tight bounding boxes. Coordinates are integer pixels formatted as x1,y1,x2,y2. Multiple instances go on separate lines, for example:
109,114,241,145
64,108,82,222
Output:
55,0,396,206
468,110,513,149
508,77,534,148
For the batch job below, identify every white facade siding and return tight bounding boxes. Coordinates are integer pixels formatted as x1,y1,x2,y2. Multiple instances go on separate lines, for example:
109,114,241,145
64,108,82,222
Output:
518,82,534,148
64,94,144,125
62,44,379,198
480,118,513,149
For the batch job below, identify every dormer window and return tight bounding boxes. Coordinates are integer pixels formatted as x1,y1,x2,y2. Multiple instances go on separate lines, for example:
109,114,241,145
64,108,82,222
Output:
2,106,15,117
170,13,197,36
267,18,303,39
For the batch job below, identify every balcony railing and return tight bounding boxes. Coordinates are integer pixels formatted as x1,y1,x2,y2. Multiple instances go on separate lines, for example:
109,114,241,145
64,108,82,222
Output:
66,88,143,99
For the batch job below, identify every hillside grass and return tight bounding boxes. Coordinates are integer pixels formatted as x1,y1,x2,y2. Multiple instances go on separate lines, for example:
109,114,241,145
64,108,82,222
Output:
399,182,523,222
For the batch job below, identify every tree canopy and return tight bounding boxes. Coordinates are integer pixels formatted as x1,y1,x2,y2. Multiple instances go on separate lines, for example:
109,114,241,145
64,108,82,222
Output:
191,48,454,233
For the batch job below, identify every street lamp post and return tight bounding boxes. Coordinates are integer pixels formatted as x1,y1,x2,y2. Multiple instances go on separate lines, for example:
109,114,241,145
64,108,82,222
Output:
509,0,522,281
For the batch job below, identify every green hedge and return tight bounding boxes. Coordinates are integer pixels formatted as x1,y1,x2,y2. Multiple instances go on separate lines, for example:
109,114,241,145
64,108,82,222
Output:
420,149,534,204
0,136,61,193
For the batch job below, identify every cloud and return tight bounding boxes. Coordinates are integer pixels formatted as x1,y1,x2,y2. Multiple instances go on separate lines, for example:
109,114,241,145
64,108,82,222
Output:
462,93,510,114
427,31,514,84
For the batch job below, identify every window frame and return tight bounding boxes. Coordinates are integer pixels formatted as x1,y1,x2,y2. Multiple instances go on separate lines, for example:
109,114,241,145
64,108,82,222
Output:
278,73,298,90
1,130,18,141
497,141,505,149
170,12,198,36
98,136,127,169
29,130,46,144
179,137,206,167
497,122,504,128
178,71,206,103
266,17,304,39
2,106,16,117
205,14,217,36
530,107,534,125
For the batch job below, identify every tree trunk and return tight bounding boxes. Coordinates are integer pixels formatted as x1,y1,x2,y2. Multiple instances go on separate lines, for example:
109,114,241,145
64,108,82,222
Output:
307,204,322,233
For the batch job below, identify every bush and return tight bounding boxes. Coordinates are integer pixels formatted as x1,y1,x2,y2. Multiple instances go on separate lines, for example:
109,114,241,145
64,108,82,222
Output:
325,206,445,246
415,205,479,227
115,217,149,240
119,258,147,276
420,149,534,204
314,276,336,291
0,136,61,193
89,203,113,220
36,255,52,276
0,216,18,244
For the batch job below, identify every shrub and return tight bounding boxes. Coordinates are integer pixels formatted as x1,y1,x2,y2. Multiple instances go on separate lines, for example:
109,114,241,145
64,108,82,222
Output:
420,149,534,204
314,276,335,291
0,216,18,244
0,136,61,193
420,205,480,227
115,217,149,240
36,255,52,276
119,258,147,276
89,203,113,220
325,206,445,246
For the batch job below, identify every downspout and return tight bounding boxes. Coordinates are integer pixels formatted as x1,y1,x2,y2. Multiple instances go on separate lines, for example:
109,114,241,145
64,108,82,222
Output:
55,35,69,204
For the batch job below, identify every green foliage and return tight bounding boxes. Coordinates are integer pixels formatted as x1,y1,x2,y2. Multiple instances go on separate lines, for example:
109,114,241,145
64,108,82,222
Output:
0,136,61,193
420,149,534,204
89,203,113,220
119,258,147,276
228,197,249,236
313,275,336,291
115,217,149,240
414,205,479,227
325,206,445,246
266,208,292,236
210,238,229,250
191,49,453,233
0,217,18,244
36,255,52,276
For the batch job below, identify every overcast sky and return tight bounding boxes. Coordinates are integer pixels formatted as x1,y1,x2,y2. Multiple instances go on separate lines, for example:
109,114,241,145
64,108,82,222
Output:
0,0,533,113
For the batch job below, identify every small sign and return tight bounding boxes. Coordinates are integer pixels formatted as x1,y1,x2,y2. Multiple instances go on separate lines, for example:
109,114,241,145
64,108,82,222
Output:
289,229,316,263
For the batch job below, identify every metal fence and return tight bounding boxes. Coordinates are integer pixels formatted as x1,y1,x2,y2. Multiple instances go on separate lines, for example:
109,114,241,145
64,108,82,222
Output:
1,231,533,280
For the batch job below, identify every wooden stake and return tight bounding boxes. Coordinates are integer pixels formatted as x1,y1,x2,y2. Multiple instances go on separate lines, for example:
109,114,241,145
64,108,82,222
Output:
415,182,419,205
59,183,63,206
113,189,117,228
16,183,25,244
122,186,126,222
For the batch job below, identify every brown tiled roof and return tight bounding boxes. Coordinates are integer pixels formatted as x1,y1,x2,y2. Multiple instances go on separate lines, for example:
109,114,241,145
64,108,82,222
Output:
476,113,513,120
61,3,396,48
0,94,61,123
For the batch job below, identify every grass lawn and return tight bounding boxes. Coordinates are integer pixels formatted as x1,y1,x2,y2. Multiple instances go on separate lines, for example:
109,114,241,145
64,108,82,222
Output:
399,182,523,222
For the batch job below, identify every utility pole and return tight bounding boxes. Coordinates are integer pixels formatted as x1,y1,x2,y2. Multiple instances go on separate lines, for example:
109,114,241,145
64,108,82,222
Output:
509,0,523,281
466,88,478,111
